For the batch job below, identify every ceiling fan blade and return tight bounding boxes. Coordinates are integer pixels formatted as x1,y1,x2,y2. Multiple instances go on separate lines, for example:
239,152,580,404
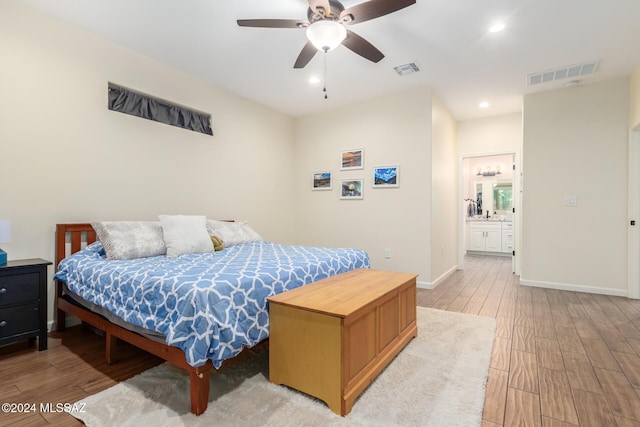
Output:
308,0,331,16
340,0,415,25
237,19,307,28
294,41,318,68
342,30,384,63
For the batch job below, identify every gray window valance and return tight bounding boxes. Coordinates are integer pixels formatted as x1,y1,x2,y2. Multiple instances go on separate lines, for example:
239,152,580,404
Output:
108,83,213,136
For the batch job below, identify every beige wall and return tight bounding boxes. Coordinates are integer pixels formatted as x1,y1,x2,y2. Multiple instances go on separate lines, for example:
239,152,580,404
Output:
631,65,640,130
522,79,629,295
458,113,523,156
0,2,296,325
430,95,458,284
293,88,436,286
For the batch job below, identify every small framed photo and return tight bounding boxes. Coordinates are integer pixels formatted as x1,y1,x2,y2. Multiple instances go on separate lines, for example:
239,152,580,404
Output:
340,179,364,199
341,148,364,170
373,166,399,188
312,171,332,190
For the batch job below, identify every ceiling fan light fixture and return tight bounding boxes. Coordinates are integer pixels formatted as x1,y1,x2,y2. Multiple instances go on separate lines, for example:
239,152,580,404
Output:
306,20,346,51
489,22,506,33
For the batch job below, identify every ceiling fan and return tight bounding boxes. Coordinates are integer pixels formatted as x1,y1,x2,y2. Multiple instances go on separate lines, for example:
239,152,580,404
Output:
237,0,416,69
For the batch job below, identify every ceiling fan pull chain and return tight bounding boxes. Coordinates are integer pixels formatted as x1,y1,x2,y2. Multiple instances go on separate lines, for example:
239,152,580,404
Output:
323,48,328,99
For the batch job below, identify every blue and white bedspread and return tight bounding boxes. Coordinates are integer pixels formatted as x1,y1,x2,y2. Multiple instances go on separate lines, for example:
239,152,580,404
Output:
55,241,369,368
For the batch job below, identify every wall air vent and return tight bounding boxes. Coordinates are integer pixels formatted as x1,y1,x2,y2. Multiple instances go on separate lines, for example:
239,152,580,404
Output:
394,62,420,76
527,60,599,86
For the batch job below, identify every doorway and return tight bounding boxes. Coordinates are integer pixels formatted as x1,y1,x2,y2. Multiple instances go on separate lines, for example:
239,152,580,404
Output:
458,151,520,274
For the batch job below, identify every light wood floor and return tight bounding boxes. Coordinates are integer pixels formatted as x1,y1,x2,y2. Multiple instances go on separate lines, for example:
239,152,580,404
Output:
0,328,162,426
2,255,640,426
417,255,640,427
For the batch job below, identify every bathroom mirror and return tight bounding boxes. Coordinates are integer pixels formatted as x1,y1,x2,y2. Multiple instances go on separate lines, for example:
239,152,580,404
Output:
493,182,513,213
472,179,512,217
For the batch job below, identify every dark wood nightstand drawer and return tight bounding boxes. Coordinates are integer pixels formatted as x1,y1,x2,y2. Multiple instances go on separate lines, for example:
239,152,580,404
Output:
0,302,40,339
0,273,39,306
0,258,52,351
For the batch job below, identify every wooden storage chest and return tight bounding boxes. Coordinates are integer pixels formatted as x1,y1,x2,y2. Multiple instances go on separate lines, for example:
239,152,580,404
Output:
268,268,418,416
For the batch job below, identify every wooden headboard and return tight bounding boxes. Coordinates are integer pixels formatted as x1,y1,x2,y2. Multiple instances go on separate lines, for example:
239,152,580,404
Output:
55,219,234,269
55,223,96,268
55,220,234,268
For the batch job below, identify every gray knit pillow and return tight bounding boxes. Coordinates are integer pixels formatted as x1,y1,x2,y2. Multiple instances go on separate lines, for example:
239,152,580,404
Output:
92,221,166,260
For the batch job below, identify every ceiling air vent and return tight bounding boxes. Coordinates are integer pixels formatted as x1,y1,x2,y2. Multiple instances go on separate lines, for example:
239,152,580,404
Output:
527,60,598,86
394,62,420,76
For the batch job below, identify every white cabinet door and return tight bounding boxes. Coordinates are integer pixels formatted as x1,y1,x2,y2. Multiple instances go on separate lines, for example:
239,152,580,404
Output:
485,229,502,252
468,222,514,254
469,230,486,251
467,222,502,253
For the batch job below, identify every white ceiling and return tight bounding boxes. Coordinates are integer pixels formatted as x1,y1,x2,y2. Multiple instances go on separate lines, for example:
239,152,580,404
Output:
17,0,640,121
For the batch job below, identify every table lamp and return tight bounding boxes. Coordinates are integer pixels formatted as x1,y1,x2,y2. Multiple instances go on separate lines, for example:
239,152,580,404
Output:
0,220,10,265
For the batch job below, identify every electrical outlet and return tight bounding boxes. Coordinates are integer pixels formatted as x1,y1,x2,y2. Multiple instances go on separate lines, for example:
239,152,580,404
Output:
384,248,391,259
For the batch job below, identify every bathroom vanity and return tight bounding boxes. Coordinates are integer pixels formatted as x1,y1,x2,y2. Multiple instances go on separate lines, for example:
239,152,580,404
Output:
467,220,513,255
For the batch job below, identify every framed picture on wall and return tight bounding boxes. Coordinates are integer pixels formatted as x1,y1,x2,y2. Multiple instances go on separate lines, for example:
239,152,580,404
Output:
312,171,332,190
373,166,400,188
341,149,364,170
340,178,364,199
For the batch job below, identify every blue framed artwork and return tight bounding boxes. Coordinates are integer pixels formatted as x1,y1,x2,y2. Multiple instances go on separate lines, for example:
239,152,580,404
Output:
373,166,399,188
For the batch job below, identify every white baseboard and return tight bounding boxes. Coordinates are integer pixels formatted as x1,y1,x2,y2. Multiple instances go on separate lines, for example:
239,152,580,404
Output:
520,278,628,297
417,265,458,290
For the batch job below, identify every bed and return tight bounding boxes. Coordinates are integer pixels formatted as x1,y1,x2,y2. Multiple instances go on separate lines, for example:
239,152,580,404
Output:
54,221,370,415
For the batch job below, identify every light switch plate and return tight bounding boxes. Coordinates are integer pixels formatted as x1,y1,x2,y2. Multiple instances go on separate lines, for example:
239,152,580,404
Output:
564,195,577,206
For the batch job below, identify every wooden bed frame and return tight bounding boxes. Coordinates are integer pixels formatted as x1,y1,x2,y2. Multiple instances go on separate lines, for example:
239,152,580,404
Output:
54,223,246,415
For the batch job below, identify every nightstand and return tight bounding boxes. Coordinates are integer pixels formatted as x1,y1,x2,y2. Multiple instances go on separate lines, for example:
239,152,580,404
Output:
0,259,52,350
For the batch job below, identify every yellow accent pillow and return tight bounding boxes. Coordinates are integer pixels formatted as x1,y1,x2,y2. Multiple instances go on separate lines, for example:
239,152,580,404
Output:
210,235,224,251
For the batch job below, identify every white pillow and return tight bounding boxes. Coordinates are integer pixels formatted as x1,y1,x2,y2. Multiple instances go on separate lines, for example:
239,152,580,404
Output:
206,220,263,247
92,221,166,260
159,215,213,258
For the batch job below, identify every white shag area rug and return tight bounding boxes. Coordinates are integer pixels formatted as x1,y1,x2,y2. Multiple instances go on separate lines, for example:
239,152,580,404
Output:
71,308,496,426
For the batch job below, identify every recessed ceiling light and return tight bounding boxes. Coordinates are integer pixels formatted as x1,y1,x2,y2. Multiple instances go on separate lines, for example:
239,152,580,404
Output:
479,101,490,109
309,76,321,84
489,22,506,33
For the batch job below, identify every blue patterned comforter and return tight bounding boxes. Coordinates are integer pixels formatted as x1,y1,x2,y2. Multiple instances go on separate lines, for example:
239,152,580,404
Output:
55,241,369,368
